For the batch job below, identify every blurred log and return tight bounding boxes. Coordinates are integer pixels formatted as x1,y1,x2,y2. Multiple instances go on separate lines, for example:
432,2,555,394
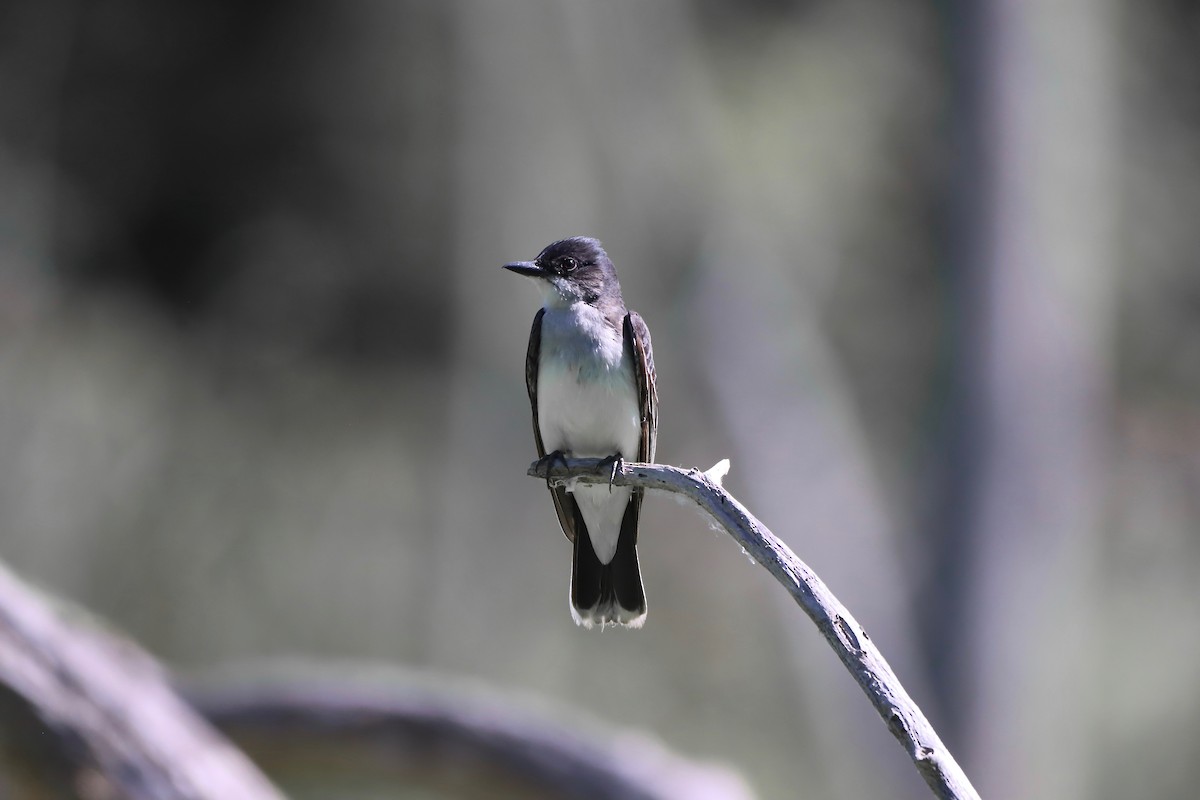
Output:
188,673,753,800
0,561,285,800
529,457,980,800
0,553,750,800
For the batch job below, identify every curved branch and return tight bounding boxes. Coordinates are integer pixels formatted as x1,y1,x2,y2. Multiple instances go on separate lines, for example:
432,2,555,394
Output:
188,672,753,800
528,457,980,800
0,561,284,800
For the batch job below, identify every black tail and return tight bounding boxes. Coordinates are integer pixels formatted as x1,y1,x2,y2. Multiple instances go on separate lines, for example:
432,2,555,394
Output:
570,498,646,628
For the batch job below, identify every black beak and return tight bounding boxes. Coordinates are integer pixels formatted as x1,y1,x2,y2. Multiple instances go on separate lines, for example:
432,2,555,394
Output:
502,260,546,279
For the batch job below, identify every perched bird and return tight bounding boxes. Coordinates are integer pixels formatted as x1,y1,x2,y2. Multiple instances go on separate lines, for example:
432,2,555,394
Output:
504,237,658,628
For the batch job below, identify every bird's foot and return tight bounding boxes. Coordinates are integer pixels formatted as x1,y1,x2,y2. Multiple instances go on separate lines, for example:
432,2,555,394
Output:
536,450,570,490
597,453,625,493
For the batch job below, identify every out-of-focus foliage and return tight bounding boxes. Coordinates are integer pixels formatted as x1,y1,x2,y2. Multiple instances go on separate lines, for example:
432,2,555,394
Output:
1,1,1198,798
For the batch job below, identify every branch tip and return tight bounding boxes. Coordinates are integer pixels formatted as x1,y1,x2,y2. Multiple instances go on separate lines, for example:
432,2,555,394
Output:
703,459,731,486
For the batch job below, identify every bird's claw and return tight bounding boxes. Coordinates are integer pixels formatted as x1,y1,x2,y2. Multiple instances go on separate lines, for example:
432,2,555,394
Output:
598,454,624,493
537,450,569,490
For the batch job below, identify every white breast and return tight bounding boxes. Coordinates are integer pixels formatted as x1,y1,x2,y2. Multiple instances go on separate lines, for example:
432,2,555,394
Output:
536,304,641,460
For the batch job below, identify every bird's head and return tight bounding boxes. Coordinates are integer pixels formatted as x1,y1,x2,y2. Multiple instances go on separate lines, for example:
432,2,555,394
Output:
503,237,621,309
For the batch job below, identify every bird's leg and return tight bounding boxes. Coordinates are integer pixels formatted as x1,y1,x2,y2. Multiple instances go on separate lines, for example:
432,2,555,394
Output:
597,453,624,493
535,450,570,490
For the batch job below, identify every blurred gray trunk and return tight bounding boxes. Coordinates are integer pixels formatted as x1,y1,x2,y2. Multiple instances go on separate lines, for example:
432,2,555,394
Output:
930,1,1116,796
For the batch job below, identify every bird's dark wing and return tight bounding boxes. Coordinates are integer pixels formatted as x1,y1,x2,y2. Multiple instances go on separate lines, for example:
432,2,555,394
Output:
613,311,657,558
624,311,658,464
526,308,578,544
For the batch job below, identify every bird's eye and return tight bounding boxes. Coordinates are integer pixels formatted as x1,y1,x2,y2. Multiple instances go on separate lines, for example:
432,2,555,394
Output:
560,257,578,273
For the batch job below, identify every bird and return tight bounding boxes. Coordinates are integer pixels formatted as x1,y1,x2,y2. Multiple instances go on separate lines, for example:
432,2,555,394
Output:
503,237,658,629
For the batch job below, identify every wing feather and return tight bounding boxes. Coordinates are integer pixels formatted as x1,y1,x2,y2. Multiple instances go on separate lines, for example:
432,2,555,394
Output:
624,311,658,464
526,309,578,543
619,311,658,549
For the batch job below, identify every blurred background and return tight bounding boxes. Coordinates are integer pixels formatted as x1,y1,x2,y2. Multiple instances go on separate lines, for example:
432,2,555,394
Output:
1,0,1198,798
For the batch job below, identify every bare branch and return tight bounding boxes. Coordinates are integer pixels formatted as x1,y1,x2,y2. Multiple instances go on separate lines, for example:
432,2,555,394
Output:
188,672,753,800
0,561,285,800
528,457,980,800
